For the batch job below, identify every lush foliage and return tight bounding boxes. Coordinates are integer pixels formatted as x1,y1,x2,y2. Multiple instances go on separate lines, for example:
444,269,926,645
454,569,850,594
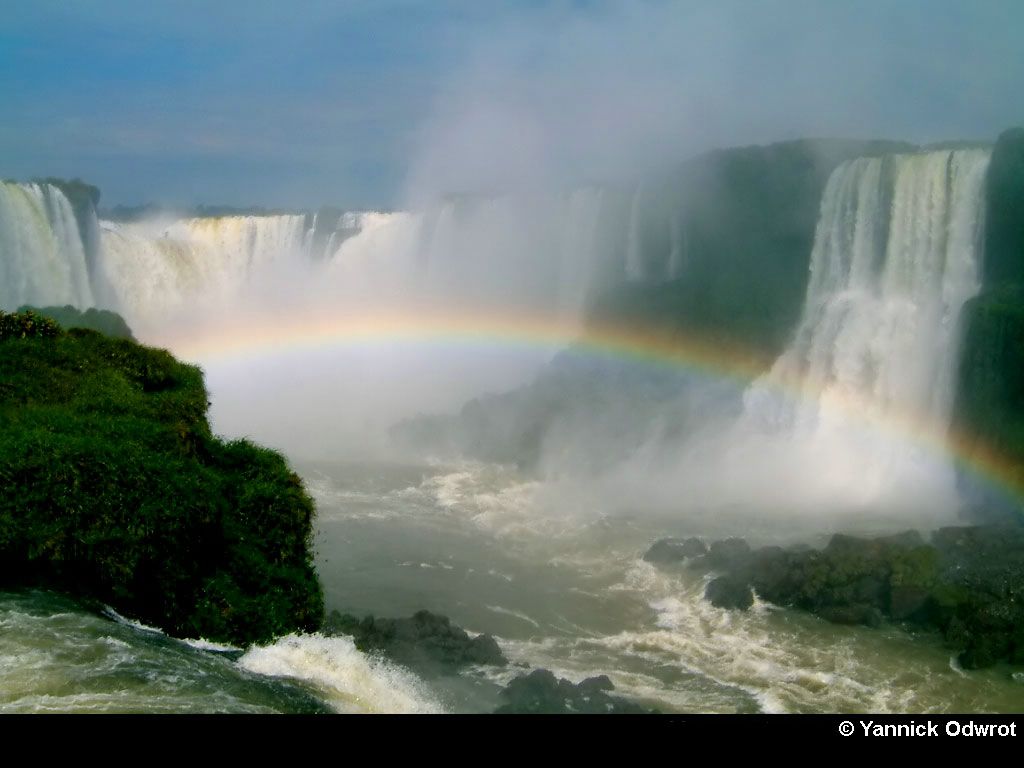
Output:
0,310,61,340
0,312,323,644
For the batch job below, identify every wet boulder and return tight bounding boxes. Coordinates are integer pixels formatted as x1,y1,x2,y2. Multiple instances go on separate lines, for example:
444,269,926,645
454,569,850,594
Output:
642,537,707,564
705,575,754,611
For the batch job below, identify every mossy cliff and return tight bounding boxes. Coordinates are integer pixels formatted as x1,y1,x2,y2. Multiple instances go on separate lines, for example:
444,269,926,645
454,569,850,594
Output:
956,128,1024,510
0,311,324,645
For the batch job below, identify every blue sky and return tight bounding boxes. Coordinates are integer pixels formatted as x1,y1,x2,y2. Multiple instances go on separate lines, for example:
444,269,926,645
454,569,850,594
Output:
2,1,1021,208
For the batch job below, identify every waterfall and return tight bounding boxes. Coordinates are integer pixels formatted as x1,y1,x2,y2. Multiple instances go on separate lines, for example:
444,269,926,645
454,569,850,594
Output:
5,177,656,335
87,193,619,331
0,182,95,310
740,148,990,505
96,214,313,325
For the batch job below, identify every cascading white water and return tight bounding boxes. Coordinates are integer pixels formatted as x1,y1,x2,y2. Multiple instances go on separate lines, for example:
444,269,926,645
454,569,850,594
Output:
91,194,619,332
0,182,94,310
598,148,992,520
170,215,309,271
96,214,313,327
748,149,989,431
737,148,991,507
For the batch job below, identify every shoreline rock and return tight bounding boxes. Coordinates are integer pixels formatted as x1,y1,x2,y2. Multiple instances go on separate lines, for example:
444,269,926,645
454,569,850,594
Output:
646,525,1024,669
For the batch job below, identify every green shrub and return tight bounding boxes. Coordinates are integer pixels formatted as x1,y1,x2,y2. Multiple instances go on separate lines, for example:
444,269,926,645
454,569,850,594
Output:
0,312,324,645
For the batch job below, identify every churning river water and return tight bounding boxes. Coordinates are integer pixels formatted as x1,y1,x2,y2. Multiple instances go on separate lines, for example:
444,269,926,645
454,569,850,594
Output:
2,460,1022,713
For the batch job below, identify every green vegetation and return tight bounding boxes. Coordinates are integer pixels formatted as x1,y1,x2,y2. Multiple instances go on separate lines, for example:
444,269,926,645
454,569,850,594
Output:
0,310,323,645
18,305,134,340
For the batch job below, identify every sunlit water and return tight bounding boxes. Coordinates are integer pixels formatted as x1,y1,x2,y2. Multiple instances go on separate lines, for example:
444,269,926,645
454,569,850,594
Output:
3,460,1023,713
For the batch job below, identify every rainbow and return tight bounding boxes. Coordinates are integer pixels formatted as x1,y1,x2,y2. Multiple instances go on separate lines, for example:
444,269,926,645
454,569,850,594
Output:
149,306,1024,508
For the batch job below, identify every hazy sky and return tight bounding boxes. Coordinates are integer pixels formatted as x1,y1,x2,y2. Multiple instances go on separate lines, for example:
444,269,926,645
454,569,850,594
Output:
2,1,1021,208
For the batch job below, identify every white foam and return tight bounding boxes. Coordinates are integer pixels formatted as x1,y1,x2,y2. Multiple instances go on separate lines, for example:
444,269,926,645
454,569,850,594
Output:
238,633,444,714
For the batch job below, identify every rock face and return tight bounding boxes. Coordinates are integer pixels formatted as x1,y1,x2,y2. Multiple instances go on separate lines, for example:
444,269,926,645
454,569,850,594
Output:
954,128,1024,518
323,609,507,673
652,527,1024,669
494,669,653,714
0,311,324,645
982,128,1024,288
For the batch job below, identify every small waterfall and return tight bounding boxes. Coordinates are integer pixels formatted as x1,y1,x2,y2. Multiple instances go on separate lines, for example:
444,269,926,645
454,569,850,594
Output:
0,182,95,310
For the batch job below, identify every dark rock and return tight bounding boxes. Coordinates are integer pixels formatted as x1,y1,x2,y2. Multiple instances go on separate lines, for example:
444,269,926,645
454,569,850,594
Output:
706,538,752,570
577,674,615,694
817,604,884,628
494,668,653,714
642,537,707,564
323,609,507,674
705,575,754,611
